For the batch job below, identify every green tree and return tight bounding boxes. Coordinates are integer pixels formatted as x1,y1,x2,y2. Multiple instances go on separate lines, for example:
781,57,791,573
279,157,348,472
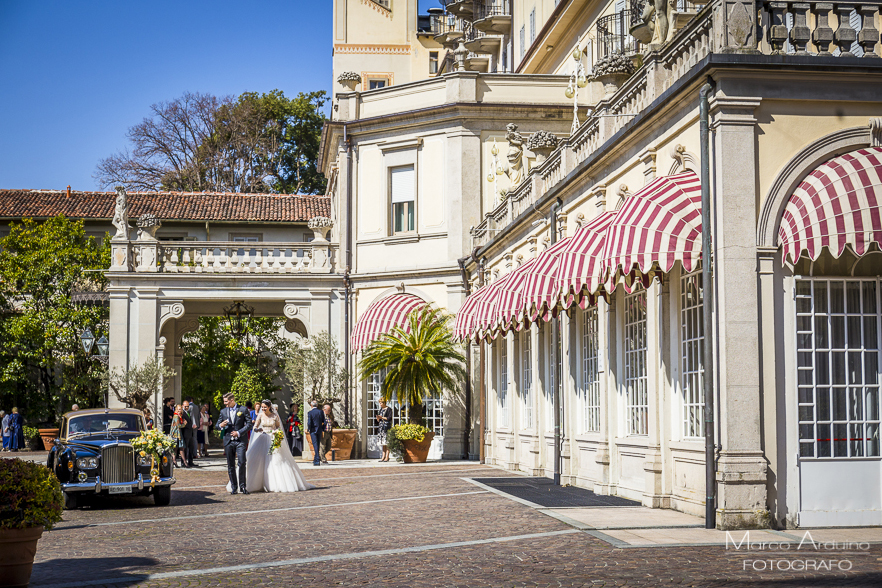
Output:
179,317,289,409
103,357,176,412
0,216,109,423
227,364,267,409
357,307,466,425
284,330,349,406
95,90,328,194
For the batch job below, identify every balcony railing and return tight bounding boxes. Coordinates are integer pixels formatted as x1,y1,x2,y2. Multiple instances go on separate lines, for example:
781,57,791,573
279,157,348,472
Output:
757,1,880,56
474,0,510,20
129,241,337,274
597,10,642,59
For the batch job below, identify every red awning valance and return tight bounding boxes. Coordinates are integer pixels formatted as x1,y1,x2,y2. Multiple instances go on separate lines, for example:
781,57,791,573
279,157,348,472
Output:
779,147,882,264
559,211,616,308
602,171,702,291
453,283,493,341
350,293,427,352
523,237,573,322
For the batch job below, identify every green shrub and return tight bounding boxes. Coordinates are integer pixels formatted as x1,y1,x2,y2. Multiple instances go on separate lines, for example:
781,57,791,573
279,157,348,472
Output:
0,458,64,530
386,423,432,458
230,364,268,408
22,426,40,441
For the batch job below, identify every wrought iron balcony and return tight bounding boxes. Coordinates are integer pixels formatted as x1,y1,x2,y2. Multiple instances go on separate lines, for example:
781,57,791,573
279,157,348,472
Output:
596,10,642,60
474,0,511,35
431,12,467,47
464,19,503,55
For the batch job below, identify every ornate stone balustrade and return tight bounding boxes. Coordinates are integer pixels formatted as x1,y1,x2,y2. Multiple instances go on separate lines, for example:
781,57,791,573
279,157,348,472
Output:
757,1,881,56
126,241,337,274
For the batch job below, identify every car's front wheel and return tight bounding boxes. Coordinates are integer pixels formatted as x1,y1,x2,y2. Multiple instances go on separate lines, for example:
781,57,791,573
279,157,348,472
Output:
63,492,79,510
153,486,171,506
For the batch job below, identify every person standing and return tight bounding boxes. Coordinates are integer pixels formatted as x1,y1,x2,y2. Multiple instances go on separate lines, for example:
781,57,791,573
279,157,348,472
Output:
319,404,335,465
9,408,23,452
71,404,80,412
306,401,324,466
286,403,303,457
169,405,186,468
1,411,9,452
162,398,174,435
198,404,212,457
186,398,200,465
217,392,252,494
143,408,154,430
375,399,393,462
179,400,194,468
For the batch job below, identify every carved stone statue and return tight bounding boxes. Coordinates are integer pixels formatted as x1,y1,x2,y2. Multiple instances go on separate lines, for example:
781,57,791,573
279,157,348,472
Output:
111,186,130,240
505,123,525,186
631,0,671,45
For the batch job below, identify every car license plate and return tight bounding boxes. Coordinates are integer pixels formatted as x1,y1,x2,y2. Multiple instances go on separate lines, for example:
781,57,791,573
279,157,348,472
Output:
108,485,132,495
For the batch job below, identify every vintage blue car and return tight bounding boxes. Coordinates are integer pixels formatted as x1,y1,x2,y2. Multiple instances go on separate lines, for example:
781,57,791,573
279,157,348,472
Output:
47,408,175,509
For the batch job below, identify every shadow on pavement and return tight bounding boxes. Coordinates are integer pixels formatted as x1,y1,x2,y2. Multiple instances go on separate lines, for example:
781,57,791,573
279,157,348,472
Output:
76,489,222,510
31,556,157,587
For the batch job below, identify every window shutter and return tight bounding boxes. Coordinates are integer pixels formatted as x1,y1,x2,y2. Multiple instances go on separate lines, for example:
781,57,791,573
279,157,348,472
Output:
391,166,415,204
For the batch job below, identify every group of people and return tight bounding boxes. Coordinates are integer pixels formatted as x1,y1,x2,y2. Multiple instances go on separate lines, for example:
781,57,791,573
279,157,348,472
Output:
161,397,214,468
0,408,24,452
218,393,315,494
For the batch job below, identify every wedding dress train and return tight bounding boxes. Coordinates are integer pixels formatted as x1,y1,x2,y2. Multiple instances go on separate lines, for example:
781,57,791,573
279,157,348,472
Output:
225,407,315,493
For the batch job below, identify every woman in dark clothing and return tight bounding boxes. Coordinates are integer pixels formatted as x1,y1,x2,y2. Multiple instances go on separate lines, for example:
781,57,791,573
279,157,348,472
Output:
286,403,303,456
162,397,174,435
8,407,23,452
375,399,393,462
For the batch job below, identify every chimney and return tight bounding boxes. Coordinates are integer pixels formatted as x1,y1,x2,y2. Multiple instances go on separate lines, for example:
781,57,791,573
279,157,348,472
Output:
66,185,71,198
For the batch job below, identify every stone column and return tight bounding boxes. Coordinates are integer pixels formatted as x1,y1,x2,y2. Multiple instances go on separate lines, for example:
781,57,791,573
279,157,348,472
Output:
595,297,613,494
107,285,132,408
643,280,665,508
710,95,768,529
560,310,575,484
444,281,469,460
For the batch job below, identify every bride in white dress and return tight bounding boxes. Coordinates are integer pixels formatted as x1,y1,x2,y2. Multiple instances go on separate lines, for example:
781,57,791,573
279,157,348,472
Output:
226,400,315,493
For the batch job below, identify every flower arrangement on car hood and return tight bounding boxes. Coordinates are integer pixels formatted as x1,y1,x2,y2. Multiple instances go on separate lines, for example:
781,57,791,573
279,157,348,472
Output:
131,429,176,486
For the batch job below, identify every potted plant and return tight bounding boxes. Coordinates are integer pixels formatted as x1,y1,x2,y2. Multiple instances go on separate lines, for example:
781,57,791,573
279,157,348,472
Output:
36,425,59,452
22,427,41,452
0,458,64,587
357,306,466,463
387,423,435,463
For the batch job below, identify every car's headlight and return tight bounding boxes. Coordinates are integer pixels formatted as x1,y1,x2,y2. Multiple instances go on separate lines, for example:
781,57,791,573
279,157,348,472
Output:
137,455,152,466
76,457,98,469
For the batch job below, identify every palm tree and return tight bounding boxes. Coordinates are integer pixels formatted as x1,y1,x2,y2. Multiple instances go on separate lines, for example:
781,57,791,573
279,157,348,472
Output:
358,305,466,426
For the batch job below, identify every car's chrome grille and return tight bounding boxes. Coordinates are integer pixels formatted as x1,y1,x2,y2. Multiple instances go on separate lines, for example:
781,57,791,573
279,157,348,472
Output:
101,444,134,484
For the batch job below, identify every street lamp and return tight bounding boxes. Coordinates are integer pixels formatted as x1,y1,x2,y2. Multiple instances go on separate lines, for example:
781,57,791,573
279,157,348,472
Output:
80,328,95,354
224,301,254,340
565,44,589,134
81,328,110,367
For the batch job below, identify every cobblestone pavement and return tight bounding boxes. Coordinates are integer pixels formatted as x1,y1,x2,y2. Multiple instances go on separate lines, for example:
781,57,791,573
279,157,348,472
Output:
30,462,882,587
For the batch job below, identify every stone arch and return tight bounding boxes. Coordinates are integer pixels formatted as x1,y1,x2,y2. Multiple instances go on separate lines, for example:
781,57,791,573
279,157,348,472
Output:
757,125,873,249
362,284,437,310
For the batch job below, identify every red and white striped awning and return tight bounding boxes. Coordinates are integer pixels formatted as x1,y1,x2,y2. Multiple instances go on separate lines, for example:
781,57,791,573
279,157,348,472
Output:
558,211,616,308
472,270,521,337
602,171,702,291
453,283,493,341
779,147,882,264
523,237,573,322
350,293,428,352
489,257,539,333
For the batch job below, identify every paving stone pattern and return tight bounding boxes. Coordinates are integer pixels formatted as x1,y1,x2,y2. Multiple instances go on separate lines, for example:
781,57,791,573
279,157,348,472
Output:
30,464,882,587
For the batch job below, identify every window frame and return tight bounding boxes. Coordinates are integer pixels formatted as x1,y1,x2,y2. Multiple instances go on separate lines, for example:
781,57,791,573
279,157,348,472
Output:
623,289,649,436
389,164,416,236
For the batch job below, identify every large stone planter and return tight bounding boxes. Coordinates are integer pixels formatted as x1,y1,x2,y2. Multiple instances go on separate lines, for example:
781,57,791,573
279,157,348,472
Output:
38,428,59,451
401,432,435,463
304,429,357,461
0,525,44,588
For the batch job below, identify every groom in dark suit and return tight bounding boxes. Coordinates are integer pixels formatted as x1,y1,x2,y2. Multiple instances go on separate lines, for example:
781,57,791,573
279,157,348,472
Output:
306,400,324,466
217,392,253,494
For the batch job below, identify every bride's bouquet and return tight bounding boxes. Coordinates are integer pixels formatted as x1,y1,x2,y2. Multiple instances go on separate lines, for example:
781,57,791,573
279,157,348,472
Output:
269,429,285,455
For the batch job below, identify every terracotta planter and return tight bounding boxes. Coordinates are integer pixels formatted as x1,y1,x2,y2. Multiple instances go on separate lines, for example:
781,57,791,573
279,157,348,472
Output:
304,429,357,461
401,431,435,463
38,429,59,451
0,525,44,588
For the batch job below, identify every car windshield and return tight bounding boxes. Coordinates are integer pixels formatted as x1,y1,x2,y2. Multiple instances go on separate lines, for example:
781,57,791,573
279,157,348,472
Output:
67,414,144,438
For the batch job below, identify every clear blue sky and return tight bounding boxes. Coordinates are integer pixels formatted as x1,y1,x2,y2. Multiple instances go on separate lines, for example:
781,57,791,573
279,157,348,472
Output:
0,1,443,192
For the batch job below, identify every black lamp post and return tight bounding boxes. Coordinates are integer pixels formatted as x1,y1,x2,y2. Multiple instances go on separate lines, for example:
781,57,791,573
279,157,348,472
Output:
80,328,110,408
